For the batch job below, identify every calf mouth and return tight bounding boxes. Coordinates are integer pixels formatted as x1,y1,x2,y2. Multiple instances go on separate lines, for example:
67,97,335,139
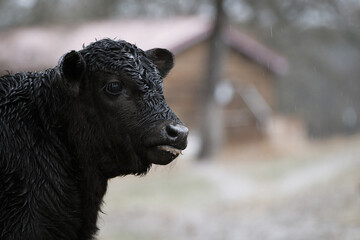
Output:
146,145,184,165
157,145,182,156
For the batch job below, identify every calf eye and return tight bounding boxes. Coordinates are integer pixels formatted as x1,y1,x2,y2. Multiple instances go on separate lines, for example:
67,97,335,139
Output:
105,82,122,96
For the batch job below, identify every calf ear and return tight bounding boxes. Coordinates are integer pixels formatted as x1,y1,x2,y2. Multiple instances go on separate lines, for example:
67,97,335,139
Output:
145,48,174,78
59,50,86,83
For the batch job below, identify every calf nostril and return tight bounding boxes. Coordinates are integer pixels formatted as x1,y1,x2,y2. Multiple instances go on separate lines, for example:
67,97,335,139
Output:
165,124,189,139
166,124,179,138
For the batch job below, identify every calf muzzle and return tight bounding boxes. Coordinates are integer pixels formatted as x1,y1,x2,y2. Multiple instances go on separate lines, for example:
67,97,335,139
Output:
163,123,189,150
145,122,188,165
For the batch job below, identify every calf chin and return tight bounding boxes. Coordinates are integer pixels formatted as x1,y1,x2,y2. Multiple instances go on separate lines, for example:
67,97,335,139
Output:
146,146,180,165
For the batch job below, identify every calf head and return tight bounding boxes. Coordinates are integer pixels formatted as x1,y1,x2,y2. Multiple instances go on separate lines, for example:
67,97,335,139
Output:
58,39,188,178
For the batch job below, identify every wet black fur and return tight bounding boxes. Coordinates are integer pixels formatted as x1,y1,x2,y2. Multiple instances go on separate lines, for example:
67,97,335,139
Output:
0,39,183,240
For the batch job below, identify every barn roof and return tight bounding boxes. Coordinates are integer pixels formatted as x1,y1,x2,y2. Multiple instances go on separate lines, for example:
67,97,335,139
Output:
0,17,288,75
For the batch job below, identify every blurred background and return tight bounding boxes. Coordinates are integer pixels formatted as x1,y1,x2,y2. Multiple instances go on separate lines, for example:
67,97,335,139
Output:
0,0,359,239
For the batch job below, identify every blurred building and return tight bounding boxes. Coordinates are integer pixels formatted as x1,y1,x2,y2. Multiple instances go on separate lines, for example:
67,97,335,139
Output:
0,17,296,143
161,18,288,143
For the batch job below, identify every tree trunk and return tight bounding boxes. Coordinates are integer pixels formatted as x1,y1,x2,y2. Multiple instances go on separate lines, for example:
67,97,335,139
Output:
198,0,227,160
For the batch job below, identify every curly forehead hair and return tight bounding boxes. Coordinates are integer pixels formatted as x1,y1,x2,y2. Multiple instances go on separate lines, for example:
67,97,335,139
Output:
79,39,158,75
79,39,163,93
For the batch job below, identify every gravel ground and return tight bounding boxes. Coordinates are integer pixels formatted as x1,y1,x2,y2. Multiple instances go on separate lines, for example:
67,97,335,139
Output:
97,136,360,240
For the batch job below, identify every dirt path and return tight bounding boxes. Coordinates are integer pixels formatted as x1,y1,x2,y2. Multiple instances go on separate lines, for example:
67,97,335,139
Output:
98,136,360,240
